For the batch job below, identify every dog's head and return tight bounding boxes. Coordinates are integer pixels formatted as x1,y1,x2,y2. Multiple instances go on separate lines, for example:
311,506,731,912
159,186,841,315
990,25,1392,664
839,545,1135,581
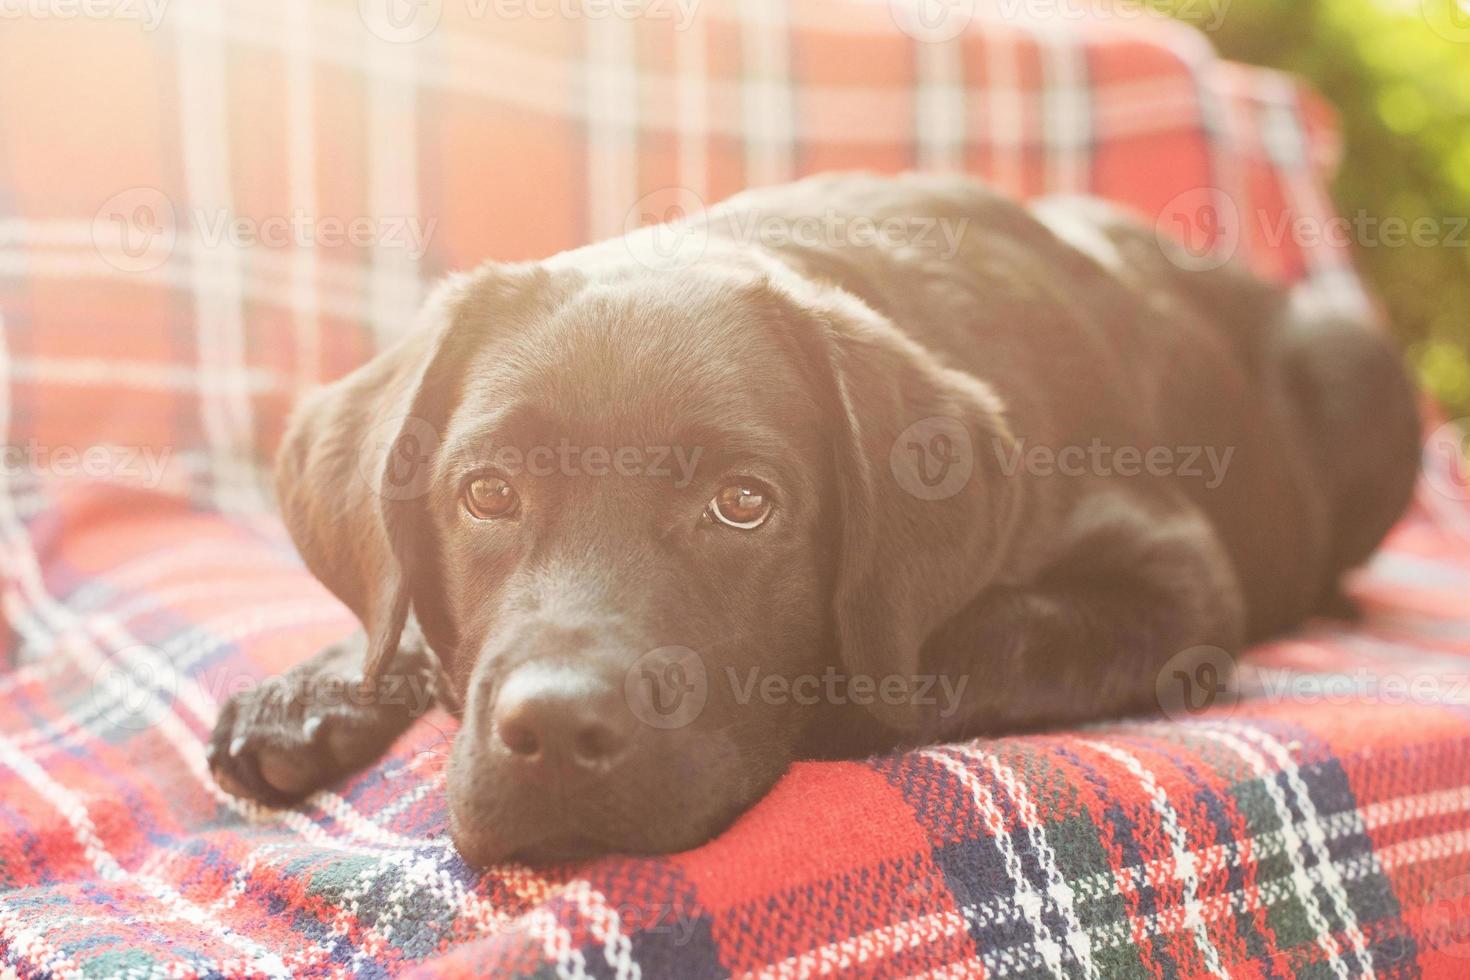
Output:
277,256,1018,863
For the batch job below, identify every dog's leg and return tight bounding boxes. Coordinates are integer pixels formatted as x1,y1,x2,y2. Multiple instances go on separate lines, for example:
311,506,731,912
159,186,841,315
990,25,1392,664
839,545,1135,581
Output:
914,491,1246,740
208,627,441,804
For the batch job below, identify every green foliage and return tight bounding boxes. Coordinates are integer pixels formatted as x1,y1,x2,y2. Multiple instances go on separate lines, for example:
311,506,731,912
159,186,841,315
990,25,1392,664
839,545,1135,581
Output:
1165,0,1470,414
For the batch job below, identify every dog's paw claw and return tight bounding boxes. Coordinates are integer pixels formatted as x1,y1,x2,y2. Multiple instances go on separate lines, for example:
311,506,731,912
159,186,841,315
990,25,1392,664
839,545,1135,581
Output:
207,692,310,805
207,649,433,805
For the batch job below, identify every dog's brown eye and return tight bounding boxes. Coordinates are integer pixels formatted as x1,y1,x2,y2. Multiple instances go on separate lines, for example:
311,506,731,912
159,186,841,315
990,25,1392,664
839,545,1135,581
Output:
464,476,519,520
708,482,773,529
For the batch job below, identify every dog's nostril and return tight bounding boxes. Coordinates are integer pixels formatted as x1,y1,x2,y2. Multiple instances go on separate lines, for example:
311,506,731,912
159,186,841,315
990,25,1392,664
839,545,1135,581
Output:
498,717,541,757
572,723,624,764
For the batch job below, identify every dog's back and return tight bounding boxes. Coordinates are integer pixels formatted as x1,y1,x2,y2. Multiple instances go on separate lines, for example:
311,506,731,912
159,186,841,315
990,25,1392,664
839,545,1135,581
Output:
705,172,1421,639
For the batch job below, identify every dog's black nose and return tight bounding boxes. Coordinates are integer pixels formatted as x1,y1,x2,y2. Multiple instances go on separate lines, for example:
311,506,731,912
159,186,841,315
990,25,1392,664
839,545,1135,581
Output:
493,665,632,770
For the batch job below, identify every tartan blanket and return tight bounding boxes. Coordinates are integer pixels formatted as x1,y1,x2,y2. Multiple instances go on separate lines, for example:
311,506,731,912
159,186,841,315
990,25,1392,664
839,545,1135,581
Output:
4,0,1470,977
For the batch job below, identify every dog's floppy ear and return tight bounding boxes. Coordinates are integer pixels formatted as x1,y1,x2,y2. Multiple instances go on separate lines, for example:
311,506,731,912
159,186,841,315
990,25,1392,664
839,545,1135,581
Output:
777,283,1023,731
275,262,552,681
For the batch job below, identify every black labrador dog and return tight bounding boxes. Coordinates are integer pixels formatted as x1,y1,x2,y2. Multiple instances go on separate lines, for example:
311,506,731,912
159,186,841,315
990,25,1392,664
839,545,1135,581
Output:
208,173,1420,864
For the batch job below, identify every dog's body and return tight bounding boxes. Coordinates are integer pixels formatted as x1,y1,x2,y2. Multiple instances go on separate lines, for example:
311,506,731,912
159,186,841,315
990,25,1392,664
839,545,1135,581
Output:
209,173,1420,863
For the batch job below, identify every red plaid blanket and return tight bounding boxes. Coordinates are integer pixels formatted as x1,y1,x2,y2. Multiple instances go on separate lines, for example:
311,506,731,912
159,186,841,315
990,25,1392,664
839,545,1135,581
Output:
3,1,1469,977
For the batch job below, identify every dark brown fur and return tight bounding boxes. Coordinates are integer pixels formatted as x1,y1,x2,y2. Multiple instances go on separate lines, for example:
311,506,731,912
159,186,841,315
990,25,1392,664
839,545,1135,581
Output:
208,173,1420,864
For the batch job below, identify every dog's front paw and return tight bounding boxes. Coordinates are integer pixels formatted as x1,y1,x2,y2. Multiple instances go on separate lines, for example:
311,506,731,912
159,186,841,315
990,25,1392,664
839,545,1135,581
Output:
207,637,437,804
